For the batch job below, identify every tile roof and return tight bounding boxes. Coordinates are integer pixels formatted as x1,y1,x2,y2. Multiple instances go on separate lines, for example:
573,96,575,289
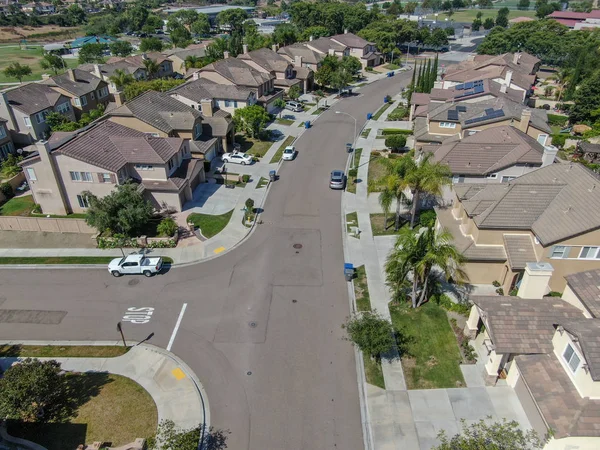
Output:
164,45,207,59
238,47,291,73
55,121,182,172
169,77,254,102
579,141,600,154
410,92,431,106
190,135,217,155
201,58,273,87
277,43,324,65
330,32,372,49
430,126,545,176
430,79,523,104
560,319,600,381
565,269,600,319
202,109,233,137
109,90,201,134
306,37,347,54
4,83,65,115
141,158,200,192
471,296,583,354
105,52,169,67
42,69,105,97
503,234,537,270
516,353,600,438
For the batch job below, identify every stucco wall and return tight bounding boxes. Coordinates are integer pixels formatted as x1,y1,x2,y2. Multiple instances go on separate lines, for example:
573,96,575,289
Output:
561,285,593,318
428,121,461,136
454,164,542,182
544,436,600,450
464,261,506,284
198,70,235,86
145,190,182,212
0,216,94,233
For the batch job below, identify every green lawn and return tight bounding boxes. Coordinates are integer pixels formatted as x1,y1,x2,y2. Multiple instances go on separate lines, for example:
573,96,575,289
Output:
367,156,388,193
0,345,129,358
353,265,371,311
372,102,392,121
428,8,538,23
256,176,269,189
234,134,273,158
361,128,371,138
187,209,234,239
0,195,35,216
8,373,158,450
311,107,326,115
0,256,174,264
390,302,465,389
275,118,294,126
346,147,363,194
364,352,385,389
0,45,80,83
269,135,295,163
384,63,401,70
370,213,408,236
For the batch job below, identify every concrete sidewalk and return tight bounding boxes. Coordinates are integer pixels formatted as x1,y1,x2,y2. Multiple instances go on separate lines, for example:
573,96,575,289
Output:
0,342,208,431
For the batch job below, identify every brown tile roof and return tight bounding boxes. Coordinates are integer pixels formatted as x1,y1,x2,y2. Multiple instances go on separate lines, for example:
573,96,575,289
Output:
201,109,233,137
503,234,537,270
277,44,324,65
330,32,372,49
105,52,170,67
430,126,545,175
579,141,600,154
238,47,291,73
4,83,65,115
54,121,182,172
109,90,201,134
201,58,273,87
565,269,600,318
190,136,217,155
430,79,523,104
306,37,347,54
471,296,583,354
410,93,431,106
42,69,105,97
444,55,536,91
560,319,600,381
169,78,254,102
517,353,600,438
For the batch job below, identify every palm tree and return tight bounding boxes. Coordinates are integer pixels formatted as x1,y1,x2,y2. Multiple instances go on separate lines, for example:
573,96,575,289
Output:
143,58,160,80
109,69,134,90
377,156,412,231
554,68,570,103
184,55,200,70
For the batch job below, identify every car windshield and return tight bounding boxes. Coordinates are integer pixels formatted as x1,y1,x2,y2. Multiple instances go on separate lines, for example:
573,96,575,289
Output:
332,172,343,180
284,148,293,153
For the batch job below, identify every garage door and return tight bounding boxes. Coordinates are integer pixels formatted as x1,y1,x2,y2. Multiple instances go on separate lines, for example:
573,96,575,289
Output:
190,171,201,191
513,372,548,438
205,147,216,162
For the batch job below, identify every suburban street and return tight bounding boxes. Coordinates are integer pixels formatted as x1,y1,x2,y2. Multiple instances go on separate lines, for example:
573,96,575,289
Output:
0,72,411,449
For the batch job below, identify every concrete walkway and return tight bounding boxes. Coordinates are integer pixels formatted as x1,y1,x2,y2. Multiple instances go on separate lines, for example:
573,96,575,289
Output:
0,342,208,431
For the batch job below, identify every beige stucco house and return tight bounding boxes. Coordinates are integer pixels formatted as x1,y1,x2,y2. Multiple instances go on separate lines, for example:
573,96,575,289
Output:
436,163,600,294
329,31,381,68
20,121,204,214
163,44,207,75
0,118,15,160
277,43,324,71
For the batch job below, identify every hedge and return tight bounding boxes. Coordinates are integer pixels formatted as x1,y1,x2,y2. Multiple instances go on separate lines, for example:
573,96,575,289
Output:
381,128,412,136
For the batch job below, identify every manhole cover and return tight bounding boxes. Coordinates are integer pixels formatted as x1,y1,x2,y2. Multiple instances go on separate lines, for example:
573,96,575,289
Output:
292,299,298,303
293,243,303,249
128,279,140,286
249,321,257,328
247,371,252,376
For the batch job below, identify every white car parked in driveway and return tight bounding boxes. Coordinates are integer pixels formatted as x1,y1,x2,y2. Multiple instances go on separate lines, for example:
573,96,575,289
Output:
282,146,296,161
222,152,253,165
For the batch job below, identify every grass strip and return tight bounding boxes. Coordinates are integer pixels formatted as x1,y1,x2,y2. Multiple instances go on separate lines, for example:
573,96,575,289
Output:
188,210,234,239
345,211,358,237
0,256,174,265
372,102,392,120
364,351,385,389
275,118,294,126
370,213,409,236
0,344,130,358
361,128,371,138
269,135,295,163
256,176,269,189
311,107,326,115
353,265,371,311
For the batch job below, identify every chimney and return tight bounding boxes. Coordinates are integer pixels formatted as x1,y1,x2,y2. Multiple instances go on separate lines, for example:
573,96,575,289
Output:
93,64,103,81
500,83,507,94
504,69,513,88
309,35,314,41
34,141,68,215
517,262,554,299
272,44,278,52
518,109,531,133
294,55,303,67
512,52,520,65
542,144,558,167
192,71,200,81
114,91,125,107
200,98,213,117
223,51,229,59
328,48,335,56
344,28,348,34
243,44,248,54
41,73,51,80
67,69,75,81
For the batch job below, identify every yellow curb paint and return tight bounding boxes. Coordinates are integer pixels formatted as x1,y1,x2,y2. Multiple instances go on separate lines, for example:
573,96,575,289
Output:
172,368,186,380
214,246,225,254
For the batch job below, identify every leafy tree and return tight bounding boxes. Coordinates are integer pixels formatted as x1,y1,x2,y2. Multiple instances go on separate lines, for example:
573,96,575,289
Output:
191,13,211,36
84,182,154,236
109,69,134,90
40,52,65,75
495,7,510,28
274,97,287,118
147,419,230,450
46,111,78,132
110,41,133,57
217,8,248,35
300,25,330,41
314,60,337,87
518,0,530,9
535,0,559,18
341,55,362,76
123,79,185,101
483,18,495,30
143,58,160,79
288,84,301,101
140,37,164,53
78,43,107,64
273,23,299,46
3,62,31,83
471,18,482,32
433,419,544,450
331,68,353,94
387,3,401,15
244,21,273,51
344,311,396,361
168,9,199,30
169,25,192,49
0,358,68,422
0,153,23,178
184,55,203,70
570,70,600,123
157,217,178,237
233,105,271,139
385,135,407,151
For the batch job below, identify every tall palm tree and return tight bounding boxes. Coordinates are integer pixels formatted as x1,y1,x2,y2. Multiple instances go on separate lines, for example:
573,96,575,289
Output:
377,156,412,231
143,58,160,80
109,69,134,90
385,227,421,305
554,68,570,103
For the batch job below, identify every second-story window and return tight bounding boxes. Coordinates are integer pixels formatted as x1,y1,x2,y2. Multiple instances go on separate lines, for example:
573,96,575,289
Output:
70,171,93,182
168,158,174,170
194,123,202,139
0,126,6,140
56,102,70,114
563,344,581,373
74,96,88,107
35,110,49,124
440,122,457,129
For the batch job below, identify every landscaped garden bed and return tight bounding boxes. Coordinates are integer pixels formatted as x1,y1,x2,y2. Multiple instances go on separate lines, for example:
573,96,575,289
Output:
370,213,408,236
187,209,234,239
0,345,129,358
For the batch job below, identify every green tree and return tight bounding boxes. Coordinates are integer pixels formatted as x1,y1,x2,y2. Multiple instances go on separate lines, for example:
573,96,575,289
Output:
109,69,135,90
0,358,67,422
40,52,65,75
191,13,211,36
300,25,329,41
0,153,23,178
157,217,178,237
570,70,600,123
217,8,248,35
471,18,482,31
140,37,164,53
341,55,362,76
123,79,185,100
169,25,192,49
425,28,449,48
331,68,353,94
483,17,495,30
433,419,544,450
385,135,407,151
496,7,510,28
168,9,199,30
272,23,299,46
518,0,530,9
78,43,107,64
110,41,133,57
344,311,396,361
233,105,271,139
184,55,202,70
83,182,154,236
3,62,31,83
142,58,160,80
46,111,78,132
274,97,287,118
288,84,301,101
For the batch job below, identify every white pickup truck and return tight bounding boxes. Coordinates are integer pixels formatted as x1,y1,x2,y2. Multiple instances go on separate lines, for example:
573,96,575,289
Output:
108,254,163,277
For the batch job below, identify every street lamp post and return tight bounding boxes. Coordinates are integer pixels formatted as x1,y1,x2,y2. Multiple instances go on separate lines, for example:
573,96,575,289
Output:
335,110,357,167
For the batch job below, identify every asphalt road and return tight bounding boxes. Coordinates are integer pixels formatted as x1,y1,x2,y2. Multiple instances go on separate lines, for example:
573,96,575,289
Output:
0,71,411,449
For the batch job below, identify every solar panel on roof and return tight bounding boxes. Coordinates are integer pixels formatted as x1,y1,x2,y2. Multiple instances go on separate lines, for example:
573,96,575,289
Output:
456,105,467,112
447,110,458,121
474,80,484,85
465,82,474,89
455,83,464,90
485,108,494,115
474,86,484,94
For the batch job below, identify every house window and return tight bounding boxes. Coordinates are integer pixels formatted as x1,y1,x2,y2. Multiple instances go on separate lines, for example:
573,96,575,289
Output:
75,96,88,107
486,173,498,179
579,246,600,259
439,122,457,129
35,111,48,124
135,164,153,170
467,130,479,136
69,171,93,182
56,102,70,114
77,194,90,208
98,86,109,98
26,167,37,181
0,126,6,139
194,123,202,139
24,117,31,127
0,142,12,158
501,176,516,182
74,98,81,107
452,175,465,184
100,173,112,183
537,134,548,146
233,101,238,108
224,100,231,107
563,344,581,373
551,245,568,258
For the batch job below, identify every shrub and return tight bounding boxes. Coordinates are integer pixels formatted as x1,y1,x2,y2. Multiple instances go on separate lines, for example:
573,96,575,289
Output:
551,133,566,148
419,209,436,228
492,280,501,287
385,134,407,151
547,113,568,127
388,153,401,159
33,203,42,214
0,182,13,199
97,234,137,249
387,106,409,121
384,94,392,103
434,294,472,316
147,239,176,248
509,288,518,296
371,151,381,157
381,128,412,136
348,168,358,178
157,217,178,237
242,174,250,183
548,291,563,297
365,66,374,72
245,198,255,212
496,287,504,295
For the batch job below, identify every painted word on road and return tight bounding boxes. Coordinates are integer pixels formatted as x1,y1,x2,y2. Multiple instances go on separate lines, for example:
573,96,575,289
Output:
122,307,154,324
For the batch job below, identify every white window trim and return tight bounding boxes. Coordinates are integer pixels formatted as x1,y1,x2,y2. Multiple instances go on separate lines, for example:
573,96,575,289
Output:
74,98,81,107
551,245,568,259
24,117,31,127
439,122,457,129
56,102,70,114
486,173,498,179
501,176,516,182
563,343,581,373
537,134,548,146
26,167,37,181
77,194,90,208
0,126,6,139
579,246,600,259
135,164,154,171
80,96,88,106
70,171,93,182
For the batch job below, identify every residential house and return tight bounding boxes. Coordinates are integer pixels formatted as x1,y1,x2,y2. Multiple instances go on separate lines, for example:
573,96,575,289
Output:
548,9,600,28
41,69,110,120
237,45,312,93
22,2,55,14
20,121,204,214
0,83,75,145
435,162,600,294
425,125,557,184
198,55,283,113
305,36,349,59
104,90,229,161
104,53,174,80
329,31,382,68
413,97,552,148
0,118,15,160
163,44,208,75
277,43,324,71
463,268,600,449
575,141,600,163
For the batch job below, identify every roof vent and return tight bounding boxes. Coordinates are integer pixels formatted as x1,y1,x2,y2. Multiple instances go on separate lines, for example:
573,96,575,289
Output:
563,205,572,214
590,184,596,192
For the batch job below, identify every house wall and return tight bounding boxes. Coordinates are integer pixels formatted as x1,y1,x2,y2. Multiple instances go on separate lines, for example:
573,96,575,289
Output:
198,71,235,86
428,120,462,136
452,164,543,183
128,163,168,182
145,190,183,212
21,153,67,215
107,116,167,136
463,262,506,284
552,329,600,399
544,436,600,450
561,285,594,318
49,84,109,120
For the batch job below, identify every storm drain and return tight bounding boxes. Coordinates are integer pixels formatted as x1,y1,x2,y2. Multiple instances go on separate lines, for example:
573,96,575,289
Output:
128,279,140,286
249,321,257,328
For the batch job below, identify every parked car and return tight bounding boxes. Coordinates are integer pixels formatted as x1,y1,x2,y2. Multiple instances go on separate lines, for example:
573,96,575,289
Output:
329,170,346,190
222,152,253,165
282,146,296,161
108,254,163,277
285,101,303,112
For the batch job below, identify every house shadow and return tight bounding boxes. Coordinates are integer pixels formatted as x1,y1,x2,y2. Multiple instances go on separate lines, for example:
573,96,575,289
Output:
6,421,88,450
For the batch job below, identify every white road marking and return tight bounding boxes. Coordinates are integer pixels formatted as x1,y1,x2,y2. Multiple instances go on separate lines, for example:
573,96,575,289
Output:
122,307,154,324
167,303,187,351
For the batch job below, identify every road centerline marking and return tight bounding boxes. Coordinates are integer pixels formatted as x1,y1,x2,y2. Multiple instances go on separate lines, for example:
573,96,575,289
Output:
166,303,187,351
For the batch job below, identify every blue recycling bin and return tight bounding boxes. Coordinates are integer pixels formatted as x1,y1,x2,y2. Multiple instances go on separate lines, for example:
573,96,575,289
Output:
344,263,355,281
269,170,276,182
304,120,311,129
384,96,389,103
367,113,372,120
